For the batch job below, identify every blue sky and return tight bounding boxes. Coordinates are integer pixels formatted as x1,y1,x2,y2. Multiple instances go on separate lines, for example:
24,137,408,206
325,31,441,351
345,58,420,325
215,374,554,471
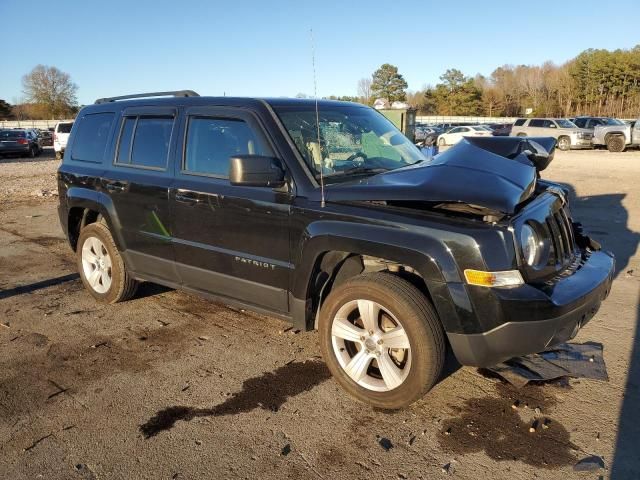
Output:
1,0,639,105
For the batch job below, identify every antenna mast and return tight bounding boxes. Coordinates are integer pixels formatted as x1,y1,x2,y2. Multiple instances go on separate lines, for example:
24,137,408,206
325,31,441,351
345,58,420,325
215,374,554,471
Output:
310,28,326,208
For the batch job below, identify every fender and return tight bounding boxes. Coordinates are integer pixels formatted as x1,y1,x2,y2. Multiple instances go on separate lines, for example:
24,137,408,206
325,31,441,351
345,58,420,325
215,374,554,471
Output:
66,186,127,251
290,219,477,333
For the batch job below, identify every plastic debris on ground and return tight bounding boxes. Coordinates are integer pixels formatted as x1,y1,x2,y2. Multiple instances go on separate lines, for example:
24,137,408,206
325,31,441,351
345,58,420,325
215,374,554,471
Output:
486,342,609,388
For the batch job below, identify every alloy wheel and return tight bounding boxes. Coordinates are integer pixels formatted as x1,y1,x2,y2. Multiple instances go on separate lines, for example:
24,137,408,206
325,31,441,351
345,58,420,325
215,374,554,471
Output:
331,299,412,392
81,236,113,294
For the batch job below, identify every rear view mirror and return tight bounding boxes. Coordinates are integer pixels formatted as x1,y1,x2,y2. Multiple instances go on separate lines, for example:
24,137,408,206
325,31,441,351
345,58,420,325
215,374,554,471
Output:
229,155,286,187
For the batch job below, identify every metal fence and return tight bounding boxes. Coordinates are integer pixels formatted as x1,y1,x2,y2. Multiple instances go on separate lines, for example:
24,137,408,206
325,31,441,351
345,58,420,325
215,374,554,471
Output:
0,119,74,129
416,115,518,125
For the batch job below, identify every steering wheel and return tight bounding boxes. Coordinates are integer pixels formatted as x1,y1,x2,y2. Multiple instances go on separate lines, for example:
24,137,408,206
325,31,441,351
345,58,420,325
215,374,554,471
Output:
345,152,368,165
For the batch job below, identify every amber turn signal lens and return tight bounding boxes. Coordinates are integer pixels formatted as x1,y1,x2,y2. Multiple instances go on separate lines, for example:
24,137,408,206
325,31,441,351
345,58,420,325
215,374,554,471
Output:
464,269,524,287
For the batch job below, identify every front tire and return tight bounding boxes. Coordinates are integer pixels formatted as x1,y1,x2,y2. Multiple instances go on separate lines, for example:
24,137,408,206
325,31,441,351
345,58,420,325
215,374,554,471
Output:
76,223,138,303
606,135,626,153
319,272,445,409
557,136,571,151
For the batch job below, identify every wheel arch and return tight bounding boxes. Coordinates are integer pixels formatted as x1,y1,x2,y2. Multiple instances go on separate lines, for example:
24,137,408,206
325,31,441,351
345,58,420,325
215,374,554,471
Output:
604,131,626,142
66,187,125,251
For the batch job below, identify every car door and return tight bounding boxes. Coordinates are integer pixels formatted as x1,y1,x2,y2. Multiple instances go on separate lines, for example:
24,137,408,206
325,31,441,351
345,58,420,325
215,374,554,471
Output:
445,127,461,144
170,106,292,313
456,127,471,143
542,119,558,137
105,106,180,283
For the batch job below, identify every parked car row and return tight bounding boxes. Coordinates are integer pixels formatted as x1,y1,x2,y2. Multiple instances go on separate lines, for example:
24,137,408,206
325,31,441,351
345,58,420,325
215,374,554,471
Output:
0,121,74,159
0,128,44,158
420,115,639,152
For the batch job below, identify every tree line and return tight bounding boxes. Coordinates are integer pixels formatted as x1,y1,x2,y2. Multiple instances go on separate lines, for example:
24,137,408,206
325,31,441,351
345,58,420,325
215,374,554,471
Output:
333,45,640,118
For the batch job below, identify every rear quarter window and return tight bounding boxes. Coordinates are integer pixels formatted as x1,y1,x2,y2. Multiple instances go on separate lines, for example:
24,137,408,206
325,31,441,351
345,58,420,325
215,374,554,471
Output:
513,118,526,126
70,113,115,162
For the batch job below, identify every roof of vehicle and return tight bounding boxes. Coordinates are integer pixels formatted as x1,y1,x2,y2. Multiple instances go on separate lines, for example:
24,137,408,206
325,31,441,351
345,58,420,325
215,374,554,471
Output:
86,94,367,111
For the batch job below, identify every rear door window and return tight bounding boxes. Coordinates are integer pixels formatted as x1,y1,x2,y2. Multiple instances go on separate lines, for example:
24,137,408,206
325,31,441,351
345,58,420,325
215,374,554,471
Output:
116,115,174,170
529,119,544,127
71,113,115,162
514,118,526,126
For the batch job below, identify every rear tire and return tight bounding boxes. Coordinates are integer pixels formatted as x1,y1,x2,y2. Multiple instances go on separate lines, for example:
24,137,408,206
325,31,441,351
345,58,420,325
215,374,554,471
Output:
606,135,626,153
76,223,138,303
516,132,527,137
55,151,62,160
319,272,445,409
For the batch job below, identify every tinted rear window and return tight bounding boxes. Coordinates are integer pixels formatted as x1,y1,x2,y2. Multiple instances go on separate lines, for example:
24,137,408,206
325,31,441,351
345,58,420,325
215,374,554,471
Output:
513,118,526,126
71,113,114,162
529,119,545,127
57,122,73,133
0,130,26,139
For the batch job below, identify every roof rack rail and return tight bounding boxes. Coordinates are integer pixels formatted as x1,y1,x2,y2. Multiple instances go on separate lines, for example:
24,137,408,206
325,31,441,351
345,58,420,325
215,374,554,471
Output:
94,90,200,104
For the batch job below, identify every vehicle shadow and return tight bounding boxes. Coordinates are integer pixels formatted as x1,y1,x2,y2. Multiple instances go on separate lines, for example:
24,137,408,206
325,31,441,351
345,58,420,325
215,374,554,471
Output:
612,302,640,478
134,282,173,299
0,273,79,300
556,182,640,477
555,182,639,277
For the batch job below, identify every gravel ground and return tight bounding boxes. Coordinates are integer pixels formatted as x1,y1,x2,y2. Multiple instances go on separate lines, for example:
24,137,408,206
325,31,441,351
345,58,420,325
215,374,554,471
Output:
0,148,639,479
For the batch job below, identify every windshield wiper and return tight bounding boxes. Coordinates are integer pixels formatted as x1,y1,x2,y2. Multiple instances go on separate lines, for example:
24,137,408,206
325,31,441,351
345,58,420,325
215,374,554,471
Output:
322,166,389,178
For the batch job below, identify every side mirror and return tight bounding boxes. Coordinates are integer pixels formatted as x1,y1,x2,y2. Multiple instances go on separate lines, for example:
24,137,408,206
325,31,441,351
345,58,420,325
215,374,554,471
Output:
229,155,286,187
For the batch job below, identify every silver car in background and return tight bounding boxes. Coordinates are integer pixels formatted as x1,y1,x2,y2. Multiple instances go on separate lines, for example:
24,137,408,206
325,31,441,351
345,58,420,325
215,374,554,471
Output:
510,118,592,150
573,116,640,152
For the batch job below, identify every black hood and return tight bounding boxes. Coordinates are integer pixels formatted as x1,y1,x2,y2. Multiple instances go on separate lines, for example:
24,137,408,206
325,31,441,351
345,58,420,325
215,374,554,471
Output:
325,136,556,215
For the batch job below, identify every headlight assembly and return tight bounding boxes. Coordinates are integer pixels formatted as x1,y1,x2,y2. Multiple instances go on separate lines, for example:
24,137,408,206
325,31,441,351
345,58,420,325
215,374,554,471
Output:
520,223,550,268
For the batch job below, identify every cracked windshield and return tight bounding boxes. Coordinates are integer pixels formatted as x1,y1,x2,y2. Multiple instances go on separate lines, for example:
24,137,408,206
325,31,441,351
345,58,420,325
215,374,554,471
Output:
274,105,425,183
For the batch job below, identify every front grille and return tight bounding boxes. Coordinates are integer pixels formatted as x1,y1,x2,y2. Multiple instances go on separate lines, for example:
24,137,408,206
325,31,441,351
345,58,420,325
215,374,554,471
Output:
545,206,577,267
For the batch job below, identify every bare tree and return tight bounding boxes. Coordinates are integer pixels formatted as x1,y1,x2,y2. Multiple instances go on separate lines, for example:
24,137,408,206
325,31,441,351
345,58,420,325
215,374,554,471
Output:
357,78,372,104
22,65,78,118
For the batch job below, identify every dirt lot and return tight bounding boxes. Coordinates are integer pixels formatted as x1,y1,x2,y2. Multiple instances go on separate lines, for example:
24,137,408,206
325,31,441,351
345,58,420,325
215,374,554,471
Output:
1,148,639,479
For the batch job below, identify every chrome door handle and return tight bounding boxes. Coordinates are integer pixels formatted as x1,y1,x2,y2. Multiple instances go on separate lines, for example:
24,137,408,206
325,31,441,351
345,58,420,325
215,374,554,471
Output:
175,192,202,204
105,182,126,192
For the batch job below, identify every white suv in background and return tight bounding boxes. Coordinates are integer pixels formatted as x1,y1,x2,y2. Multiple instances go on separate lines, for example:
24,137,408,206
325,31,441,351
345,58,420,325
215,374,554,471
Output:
510,118,592,150
53,121,74,160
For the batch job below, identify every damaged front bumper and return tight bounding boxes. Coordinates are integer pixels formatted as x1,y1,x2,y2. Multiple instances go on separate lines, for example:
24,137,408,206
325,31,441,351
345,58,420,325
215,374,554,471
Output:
447,247,615,367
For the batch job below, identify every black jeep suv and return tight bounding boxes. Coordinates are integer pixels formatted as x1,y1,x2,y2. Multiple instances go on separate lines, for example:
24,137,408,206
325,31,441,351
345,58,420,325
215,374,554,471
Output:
57,91,614,408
